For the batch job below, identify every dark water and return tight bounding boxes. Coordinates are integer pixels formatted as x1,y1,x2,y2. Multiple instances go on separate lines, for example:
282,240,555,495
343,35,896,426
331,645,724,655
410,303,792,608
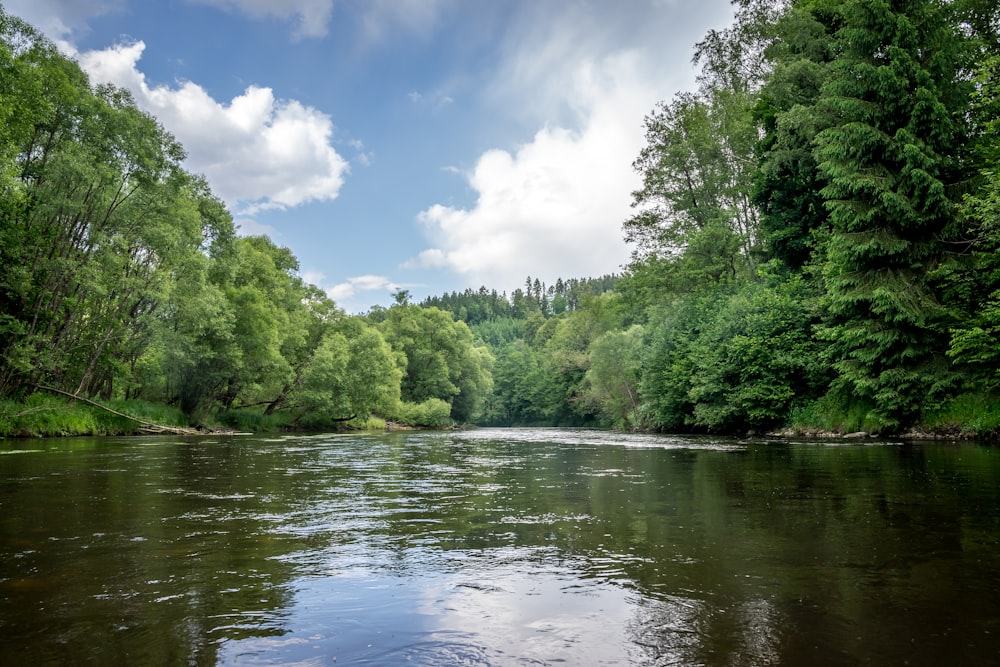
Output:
1,429,998,666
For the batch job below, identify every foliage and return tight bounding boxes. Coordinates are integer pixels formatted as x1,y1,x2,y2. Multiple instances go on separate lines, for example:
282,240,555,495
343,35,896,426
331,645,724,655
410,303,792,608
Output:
922,393,1000,437
811,0,973,427
582,325,646,429
0,395,187,437
0,16,206,402
752,0,839,272
421,275,619,322
623,88,759,282
946,57,1000,391
377,304,493,423
3,2,998,437
393,398,454,428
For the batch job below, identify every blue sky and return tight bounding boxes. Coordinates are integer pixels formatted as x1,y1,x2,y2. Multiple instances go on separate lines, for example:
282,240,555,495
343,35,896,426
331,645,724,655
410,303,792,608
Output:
5,0,735,312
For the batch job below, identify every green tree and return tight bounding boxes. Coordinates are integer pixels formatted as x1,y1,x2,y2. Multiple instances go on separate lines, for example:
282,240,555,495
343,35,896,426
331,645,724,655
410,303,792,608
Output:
624,88,759,281
812,0,973,426
947,55,1000,391
0,18,210,404
378,304,494,423
583,325,646,429
687,280,829,431
483,340,555,425
295,318,401,423
753,0,839,271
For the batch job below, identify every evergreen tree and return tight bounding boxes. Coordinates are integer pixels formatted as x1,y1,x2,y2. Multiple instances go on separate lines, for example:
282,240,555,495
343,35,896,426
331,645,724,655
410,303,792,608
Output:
812,0,973,426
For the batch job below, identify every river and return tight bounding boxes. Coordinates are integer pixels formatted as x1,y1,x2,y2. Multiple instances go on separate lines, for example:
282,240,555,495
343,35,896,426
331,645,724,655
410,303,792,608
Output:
1,429,998,665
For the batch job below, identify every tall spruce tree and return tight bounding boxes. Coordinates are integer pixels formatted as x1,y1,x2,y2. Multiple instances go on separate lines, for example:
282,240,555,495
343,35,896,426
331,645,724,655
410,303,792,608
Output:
812,0,972,426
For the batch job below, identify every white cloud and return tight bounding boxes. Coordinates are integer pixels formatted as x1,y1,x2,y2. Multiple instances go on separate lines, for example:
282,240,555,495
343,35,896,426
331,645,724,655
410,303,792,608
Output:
402,249,447,270
358,0,451,43
410,1,734,292
409,88,455,111
188,0,335,39
190,0,452,42
300,270,326,287
325,275,400,304
78,41,349,214
3,0,122,45
411,52,656,290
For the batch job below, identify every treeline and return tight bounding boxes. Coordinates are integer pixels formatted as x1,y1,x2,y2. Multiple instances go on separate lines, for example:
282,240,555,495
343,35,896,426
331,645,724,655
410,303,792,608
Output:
432,0,1000,435
418,275,618,324
0,11,492,434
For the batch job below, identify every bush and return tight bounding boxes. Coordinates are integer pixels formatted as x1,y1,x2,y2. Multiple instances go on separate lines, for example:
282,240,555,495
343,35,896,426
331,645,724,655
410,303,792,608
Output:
394,399,453,428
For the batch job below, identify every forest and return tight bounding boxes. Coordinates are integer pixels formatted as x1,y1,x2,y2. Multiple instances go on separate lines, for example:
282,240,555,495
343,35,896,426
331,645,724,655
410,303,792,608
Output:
1,0,999,438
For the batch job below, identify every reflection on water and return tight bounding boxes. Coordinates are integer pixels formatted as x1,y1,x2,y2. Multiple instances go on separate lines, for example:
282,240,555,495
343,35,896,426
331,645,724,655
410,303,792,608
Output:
1,429,999,665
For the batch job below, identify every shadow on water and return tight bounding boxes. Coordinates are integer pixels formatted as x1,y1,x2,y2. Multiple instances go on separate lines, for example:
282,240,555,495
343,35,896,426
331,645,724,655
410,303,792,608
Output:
1,430,999,665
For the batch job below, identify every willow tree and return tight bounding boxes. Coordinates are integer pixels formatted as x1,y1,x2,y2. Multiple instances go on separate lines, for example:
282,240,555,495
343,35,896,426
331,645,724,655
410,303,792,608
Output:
812,0,974,426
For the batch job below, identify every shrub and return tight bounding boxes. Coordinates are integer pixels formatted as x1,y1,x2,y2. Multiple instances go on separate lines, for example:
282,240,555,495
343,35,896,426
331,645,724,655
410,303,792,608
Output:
394,399,453,428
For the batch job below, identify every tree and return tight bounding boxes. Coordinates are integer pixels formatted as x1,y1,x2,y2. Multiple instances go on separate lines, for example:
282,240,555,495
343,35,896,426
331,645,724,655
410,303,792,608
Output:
753,0,840,271
295,318,401,423
583,326,646,429
812,0,974,426
947,55,1000,391
0,18,210,404
378,304,494,422
624,89,759,279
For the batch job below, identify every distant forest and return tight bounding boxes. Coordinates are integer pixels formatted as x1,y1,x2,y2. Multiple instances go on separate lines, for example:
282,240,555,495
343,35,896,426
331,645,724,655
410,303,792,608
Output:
2,0,999,437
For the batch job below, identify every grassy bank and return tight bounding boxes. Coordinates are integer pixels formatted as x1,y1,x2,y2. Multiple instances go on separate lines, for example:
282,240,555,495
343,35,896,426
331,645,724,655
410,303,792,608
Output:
5,392,996,440
784,391,1000,440
0,394,420,438
0,395,189,438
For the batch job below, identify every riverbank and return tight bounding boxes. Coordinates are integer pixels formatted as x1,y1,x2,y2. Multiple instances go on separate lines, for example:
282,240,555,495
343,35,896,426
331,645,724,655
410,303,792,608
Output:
0,395,422,438
4,392,997,441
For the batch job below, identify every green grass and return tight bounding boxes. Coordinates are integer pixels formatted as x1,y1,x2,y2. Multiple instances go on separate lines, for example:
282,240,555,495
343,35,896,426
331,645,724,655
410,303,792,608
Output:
922,393,1000,438
784,391,1000,439
0,395,189,437
787,393,886,435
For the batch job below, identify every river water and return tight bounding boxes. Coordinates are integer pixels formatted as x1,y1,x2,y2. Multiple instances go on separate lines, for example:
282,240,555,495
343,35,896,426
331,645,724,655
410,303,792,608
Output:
1,429,998,666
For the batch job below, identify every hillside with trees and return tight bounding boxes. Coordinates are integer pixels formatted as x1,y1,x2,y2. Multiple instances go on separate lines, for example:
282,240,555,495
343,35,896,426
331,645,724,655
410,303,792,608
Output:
2,0,999,437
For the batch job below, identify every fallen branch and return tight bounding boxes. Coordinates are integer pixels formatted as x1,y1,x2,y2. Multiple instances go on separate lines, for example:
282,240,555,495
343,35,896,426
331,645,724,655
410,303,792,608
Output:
33,385,202,436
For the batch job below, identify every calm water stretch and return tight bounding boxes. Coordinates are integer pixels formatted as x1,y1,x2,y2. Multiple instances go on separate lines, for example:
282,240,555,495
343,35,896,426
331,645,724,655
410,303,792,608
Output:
1,429,998,666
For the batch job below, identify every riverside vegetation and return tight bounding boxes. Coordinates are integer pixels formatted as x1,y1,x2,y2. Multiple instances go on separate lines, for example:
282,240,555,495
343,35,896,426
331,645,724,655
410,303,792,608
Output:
2,0,999,438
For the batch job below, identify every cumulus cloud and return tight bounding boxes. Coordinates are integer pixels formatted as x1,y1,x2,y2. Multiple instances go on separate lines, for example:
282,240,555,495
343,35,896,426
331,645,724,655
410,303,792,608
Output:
188,0,334,39
409,0,734,292
78,40,349,214
410,52,656,289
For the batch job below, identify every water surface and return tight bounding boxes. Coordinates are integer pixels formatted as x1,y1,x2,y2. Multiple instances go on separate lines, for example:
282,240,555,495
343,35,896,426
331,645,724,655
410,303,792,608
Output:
1,429,998,665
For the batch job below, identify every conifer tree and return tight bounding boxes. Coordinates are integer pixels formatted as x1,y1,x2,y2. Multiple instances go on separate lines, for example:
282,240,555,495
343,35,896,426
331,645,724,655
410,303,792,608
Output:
812,0,972,425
